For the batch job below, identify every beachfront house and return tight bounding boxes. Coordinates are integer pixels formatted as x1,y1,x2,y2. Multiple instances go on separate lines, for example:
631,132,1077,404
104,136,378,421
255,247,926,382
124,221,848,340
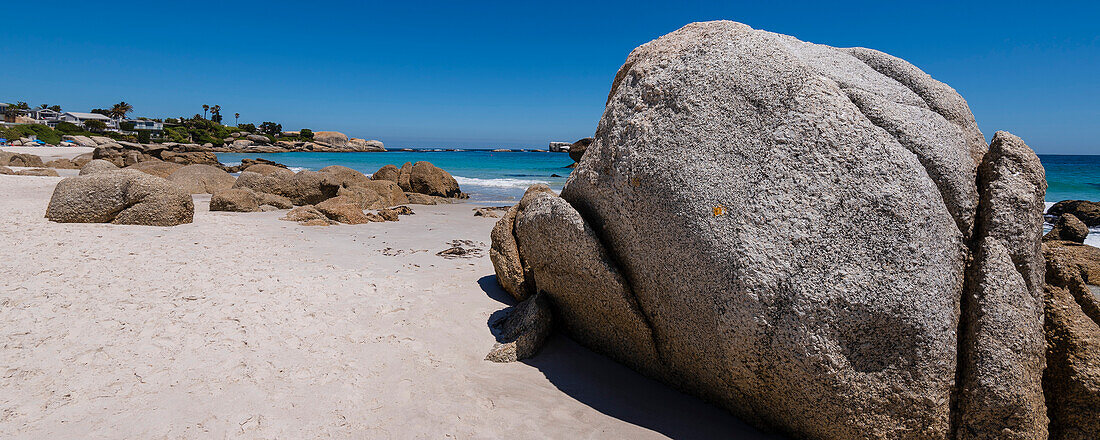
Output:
60,112,117,130
126,119,163,131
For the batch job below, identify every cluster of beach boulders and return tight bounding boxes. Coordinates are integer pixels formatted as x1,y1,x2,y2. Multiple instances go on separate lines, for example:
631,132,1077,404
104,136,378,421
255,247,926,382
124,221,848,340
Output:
488,21,1099,439
213,130,386,153
37,148,465,227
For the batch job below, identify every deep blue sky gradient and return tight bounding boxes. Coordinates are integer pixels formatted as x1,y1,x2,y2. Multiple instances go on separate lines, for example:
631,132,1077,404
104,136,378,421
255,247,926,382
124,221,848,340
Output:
2,1,1097,152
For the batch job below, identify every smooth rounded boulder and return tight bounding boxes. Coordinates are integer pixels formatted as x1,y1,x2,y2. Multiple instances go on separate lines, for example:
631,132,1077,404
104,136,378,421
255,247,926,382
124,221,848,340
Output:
313,131,349,147
45,169,194,226
408,161,461,197
167,164,236,194
79,159,120,175
494,21,1052,439
232,170,339,206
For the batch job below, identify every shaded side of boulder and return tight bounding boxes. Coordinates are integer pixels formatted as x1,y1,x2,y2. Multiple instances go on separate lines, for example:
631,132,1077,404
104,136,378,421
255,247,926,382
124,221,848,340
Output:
957,132,1048,439
79,159,120,176
45,170,194,226
408,161,461,197
1042,241,1100,440
515,193,662,377
397,162,413,191
0,166,11,175
485,292,553,363
490,184,556,301
1045,214,1090,243
167,164,236,194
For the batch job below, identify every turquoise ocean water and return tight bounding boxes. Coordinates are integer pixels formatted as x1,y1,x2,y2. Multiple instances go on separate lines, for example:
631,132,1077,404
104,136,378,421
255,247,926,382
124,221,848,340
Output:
217,151,1100,204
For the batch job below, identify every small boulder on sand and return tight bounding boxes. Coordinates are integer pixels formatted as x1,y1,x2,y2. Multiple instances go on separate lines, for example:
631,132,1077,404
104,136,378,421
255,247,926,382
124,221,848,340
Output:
314,196,381,224
167,164,236,194
209,188,293,212
485,292,553,363
281,205,334,225
79,159,120,176
45,169,194,226
15,168,60,177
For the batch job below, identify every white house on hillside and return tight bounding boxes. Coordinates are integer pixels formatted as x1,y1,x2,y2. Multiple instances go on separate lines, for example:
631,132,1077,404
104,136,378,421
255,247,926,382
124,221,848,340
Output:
60,112,117,129
127,119,163,131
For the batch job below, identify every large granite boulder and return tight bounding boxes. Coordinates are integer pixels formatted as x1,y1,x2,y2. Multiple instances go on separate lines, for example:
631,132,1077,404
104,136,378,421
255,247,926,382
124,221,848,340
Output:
45,158,79,169
45,170,194,226
313,131,349,147
314,196,379,224
79,159,120,175
159,151,220,166
125,160,184,179
167,164,236,194
243,163,294,177
408,161,461,197
232,170,339,205
492,21,1054,439
1042,240,1100,439
1047,200,1100,227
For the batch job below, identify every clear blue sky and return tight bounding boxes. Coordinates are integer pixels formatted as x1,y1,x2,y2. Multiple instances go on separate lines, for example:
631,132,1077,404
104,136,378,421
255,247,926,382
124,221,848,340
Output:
2,1,1097,153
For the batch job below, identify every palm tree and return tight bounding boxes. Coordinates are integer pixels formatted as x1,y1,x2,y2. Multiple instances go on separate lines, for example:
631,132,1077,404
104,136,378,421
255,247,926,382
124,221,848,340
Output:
235,113,240,126
210,105,222,123
110,101,134,120
202,104,210,119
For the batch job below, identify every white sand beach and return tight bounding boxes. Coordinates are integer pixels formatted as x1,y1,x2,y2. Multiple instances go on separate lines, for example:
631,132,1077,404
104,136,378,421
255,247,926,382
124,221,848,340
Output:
0,174,770,439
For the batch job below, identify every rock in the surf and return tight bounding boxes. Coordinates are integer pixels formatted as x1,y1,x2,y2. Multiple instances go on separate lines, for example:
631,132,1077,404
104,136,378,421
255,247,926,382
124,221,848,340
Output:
1045,214,1090,243
1047,200,1100,227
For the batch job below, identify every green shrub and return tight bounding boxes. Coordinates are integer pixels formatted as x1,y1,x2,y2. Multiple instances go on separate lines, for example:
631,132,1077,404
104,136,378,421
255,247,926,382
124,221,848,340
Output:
137,130,152,143
0,124,62,144
55,122,83,134
300,128,314,140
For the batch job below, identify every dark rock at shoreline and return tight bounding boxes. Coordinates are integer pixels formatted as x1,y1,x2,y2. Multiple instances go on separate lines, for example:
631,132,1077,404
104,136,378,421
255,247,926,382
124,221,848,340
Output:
1048,200,1100,227
371,164,401,182
1045,214,1090,243
223,158,290,174
568,137,593,163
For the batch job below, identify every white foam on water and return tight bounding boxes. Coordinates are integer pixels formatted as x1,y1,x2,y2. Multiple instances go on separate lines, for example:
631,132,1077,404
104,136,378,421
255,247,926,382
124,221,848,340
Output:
288,167,308,172
453,175,551,189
